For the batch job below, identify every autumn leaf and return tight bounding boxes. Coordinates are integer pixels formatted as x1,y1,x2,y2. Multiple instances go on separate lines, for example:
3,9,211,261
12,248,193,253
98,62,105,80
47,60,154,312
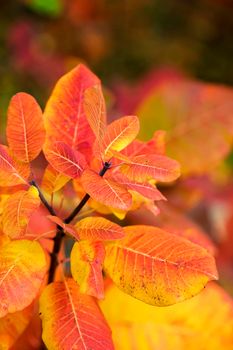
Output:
45,141,87,178
44,64,100,151
120,154,180,183
97,115,140,159
104,225,218,306
0,304,34,349
7,92,45,163
0,145,30,187
109,171,166,201
39,278,114,350
81,168,132,210
137,81,233,174
0,239,47,317
2,186,40,239
71,241,105,299
75,216,125,241
83,84,106,140
41,164,70,194
47,215,78,239
101,283,233,350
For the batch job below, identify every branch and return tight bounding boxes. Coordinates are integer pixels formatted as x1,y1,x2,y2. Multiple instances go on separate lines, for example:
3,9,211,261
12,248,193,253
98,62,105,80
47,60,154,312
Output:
30,180,56,216
64,161,111,224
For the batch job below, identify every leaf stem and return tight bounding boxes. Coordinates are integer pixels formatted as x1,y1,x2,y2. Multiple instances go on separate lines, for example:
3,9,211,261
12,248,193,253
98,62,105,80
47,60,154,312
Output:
31,162,111,286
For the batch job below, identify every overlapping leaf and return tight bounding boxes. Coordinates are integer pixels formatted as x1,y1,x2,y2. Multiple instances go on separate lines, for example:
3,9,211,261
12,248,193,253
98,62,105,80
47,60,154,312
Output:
120,154,180,182
45,142,87,178
0,304,34,349
71,241,105,299
75,216,125,241
39,278,114,350
84,84,106,140
47,215,78,239
2,186,40,239
41,165,70,194
0,145,30,187
101,283,233,350
0,239,47,317
97,115,140,159
44,64,100,151
104,225,218,306
81,169,132,210
7,92,45,163
110,172,166,201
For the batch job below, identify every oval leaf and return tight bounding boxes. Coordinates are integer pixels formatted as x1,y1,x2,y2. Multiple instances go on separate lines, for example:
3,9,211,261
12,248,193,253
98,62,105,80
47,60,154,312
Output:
81,169,132,210
104,225,218,306
0,239,47,317
75,216,125,241
71,241,105,299
84,84,106,140
121,154,180,183
2,186,40,239
44,64,100,151
7,92,45,162
98,115,140,159
0,145,30,187
45,142,87,178
39,278,114,350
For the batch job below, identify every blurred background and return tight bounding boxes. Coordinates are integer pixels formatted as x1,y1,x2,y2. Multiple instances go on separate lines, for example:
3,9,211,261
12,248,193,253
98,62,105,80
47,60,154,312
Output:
1,0,233,115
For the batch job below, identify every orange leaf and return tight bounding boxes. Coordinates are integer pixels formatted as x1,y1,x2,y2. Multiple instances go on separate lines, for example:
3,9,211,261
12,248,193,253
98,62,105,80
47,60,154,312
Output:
97,115,140,159
39,278,114,350
84,84,106,140
121,154,180,183
0,145,30,187
71,241,105,299
2,186,40,239
44,64,100,151
7,92,45,163
41,165,70,194
45,142,87,178
75,216,125,241
0,304,34,349
0,239,47,317
104,225,218,306
110,172,166,201
81,168,132,210
47,215,78,239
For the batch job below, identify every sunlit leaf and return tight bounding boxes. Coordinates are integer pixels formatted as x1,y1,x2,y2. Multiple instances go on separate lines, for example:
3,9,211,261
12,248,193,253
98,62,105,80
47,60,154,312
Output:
7,92,45,163
0,145,30,187
44,64,100,151
75,216,125,241
41,165,70,194
2,186,40,239
120,154,180,183
109,172,166,201
84,84,106,140
81,168,132,210
97,115,140,159
101,283,233,350
71,241,105,299
39,278,114,350
0,239,47,317
104,225,218,306
45,141,87,178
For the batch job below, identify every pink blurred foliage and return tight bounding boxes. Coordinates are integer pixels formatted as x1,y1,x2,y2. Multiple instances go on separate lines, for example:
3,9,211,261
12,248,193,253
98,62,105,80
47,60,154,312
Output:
8,21,66,88
113,67,184,115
